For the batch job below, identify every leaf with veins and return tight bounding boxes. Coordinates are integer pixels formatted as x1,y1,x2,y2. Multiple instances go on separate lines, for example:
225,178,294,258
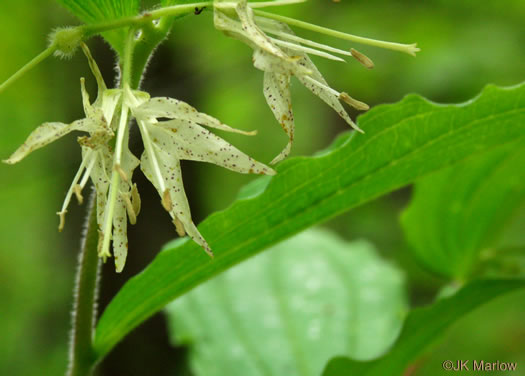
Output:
112,139,140,272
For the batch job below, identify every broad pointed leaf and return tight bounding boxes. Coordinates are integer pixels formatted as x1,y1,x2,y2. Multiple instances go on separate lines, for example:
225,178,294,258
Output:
401,141,525,278
56,0,140,54
322,279,525,376
94,83,525,360
166,229,406,376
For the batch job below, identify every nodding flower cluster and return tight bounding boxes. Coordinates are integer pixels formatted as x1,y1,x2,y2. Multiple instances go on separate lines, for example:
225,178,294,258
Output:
214,0,418,163
3,0,418,272
4,44,274,272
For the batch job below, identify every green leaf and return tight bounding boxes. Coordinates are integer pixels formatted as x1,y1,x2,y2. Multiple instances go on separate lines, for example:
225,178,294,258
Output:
94,83,525,360
56,0,140,54
322,279,525,376
160,0,212,7
166,229,406,376
401,141,525,278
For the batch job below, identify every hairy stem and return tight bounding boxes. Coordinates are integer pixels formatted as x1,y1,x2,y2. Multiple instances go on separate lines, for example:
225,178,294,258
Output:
82,2,213,38
67,193,101,376
121,28,136,87
80,0,299,37
1,0,366,94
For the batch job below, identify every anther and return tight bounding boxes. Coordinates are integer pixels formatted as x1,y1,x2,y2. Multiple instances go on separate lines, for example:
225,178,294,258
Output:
340,92,370,111
57,210,67,232
73,184,84,204
97,230,111,260
162,189,173,212
131,183,141,217
173,217,186,237
122,193,137,225
350,48,374,69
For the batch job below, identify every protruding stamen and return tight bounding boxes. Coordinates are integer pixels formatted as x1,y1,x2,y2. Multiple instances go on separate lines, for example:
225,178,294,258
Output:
302,76,370,111
301,76,364,133
73,184,84,204
79,153,97,188
57,210,67,232
58,149,92,226
258,21,353,58
302,75,341,97
97,230,110,260
269,38,346,62
131,183,141,217
173,217,186,237
350,48,374,69
162,189,173,212
340,92,370,111
253,10,420,56
122,192,137,225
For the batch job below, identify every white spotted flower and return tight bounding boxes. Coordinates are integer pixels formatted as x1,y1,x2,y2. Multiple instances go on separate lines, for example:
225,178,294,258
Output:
126,87,274,258
214,0,419,163
3,44,274,272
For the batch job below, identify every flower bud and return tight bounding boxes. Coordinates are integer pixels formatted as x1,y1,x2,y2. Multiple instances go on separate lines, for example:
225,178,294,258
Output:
49,27,84,59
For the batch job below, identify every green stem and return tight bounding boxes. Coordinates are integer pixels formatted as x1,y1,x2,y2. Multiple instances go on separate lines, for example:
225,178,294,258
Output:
0,44,56,94
0,3,203,94
80,1,306,38
82,2,213,38
121,28,136,87
253,9,420,56
66,194,101,376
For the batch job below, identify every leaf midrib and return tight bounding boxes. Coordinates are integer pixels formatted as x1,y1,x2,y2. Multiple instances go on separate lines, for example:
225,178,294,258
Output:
95,99,525,357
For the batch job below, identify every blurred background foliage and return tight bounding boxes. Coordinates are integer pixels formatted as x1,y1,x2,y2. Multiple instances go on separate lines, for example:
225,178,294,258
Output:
0,1,524,375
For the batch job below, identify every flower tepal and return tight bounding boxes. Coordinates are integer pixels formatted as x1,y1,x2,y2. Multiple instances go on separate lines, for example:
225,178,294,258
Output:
128,89,275,256
213,0,419,164
3,44,275,272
